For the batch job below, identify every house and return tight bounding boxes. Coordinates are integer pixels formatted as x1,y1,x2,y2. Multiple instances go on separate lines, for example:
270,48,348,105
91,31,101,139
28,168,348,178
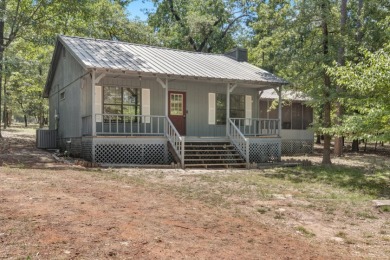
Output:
259,89,314,154
43,35,288,168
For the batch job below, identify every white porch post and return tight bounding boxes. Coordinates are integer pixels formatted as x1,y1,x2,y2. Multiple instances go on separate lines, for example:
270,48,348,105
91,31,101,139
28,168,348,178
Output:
226,83,230,135
277,85,282,137
156,77,169,137
91,70,96,136
156,77,169,117
91,70,96,163
226,83,237,135
165,79,169,117
277,85,282,161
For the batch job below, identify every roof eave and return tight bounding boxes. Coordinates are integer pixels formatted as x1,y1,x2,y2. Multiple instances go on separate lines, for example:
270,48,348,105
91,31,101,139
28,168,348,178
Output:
43,38,62,98
91,67,287,88
43,35,89,98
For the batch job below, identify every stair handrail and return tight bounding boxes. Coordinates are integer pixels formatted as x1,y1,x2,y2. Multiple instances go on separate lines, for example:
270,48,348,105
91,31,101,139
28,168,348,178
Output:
165,117,185,167
228,118,249,167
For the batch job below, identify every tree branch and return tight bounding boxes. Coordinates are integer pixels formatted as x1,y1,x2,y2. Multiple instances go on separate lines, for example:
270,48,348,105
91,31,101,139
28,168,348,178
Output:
167,0,198,51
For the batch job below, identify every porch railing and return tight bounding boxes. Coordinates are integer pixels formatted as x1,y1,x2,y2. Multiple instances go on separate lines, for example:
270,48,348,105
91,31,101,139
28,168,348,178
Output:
82,113,185,167
95,114,166,136
165,117,185,167
228,118,249,167
230,118,279,136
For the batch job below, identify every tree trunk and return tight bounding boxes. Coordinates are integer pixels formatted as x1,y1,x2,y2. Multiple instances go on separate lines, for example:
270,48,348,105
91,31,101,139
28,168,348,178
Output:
39,112,44,128
321,3,332,165
24,115,27,127
7,109,11,126
3,105,7,129
334,0,348,157
38,66,44,128
356,0,364,43
322,101,332,165
352,139,359,152
0,0,4,138
316,134,321,144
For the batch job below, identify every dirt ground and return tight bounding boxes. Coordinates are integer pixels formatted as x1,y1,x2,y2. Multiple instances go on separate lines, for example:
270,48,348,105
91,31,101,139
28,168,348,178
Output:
0,128,388,259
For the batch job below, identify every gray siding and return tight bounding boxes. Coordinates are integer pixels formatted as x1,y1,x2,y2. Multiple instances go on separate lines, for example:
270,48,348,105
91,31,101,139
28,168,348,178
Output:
48,46,86,145
99,77,260,137
49,59,265,140
99,77,165,118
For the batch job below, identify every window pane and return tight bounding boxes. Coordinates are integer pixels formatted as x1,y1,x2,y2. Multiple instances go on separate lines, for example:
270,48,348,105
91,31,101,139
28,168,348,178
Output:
292,102,303,130
230,95,244,110
216,94,226,125
268,105,278,119
230,109,245,118
282,103,291,129
215,93,245,124
216,110,226,125
302,104,313,129
104,86,121,104
259,100,268,118
216,94,226,109
170,93,183,115
123,88,140,105
230,95,245,118
104,104,121,114
103,86,141,116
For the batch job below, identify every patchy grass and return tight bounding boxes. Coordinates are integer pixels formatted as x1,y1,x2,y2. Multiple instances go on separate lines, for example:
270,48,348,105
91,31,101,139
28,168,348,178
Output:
380,205,390,212
296,226,316,237
120,162,389,259
256,206,270,214
269,165,390,198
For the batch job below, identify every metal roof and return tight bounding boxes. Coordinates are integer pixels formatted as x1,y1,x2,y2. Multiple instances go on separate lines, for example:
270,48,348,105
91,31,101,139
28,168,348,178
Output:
260,89,310,101
44,35,287,97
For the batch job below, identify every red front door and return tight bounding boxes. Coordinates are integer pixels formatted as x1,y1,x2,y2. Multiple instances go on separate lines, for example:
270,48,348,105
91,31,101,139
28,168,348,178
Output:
168,91,186,135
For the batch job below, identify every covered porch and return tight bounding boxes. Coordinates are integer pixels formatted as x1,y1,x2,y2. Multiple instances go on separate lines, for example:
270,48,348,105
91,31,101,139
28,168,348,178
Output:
81,71,284,168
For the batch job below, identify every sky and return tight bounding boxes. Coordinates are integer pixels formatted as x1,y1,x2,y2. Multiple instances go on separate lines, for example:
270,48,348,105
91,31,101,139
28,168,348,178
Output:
126,0,155,21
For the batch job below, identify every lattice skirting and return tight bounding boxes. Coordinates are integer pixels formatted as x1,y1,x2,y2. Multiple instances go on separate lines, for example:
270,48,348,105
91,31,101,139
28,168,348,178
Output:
281,140,313,155
249,138,281,163
87,138,173,165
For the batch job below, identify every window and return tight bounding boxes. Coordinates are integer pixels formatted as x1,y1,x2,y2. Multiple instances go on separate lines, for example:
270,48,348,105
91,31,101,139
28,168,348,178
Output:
60,91,65,100
215,93,245,125
170,93,184,115
103,86,141,121
216,93,226,125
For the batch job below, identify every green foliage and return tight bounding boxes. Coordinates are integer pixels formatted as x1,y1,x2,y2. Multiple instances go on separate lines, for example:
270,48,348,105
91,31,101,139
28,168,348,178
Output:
4,39,51,125
249,0,390,149
328,45,390,141
274,165,390,199
148,0,255,53
1,0,156,126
